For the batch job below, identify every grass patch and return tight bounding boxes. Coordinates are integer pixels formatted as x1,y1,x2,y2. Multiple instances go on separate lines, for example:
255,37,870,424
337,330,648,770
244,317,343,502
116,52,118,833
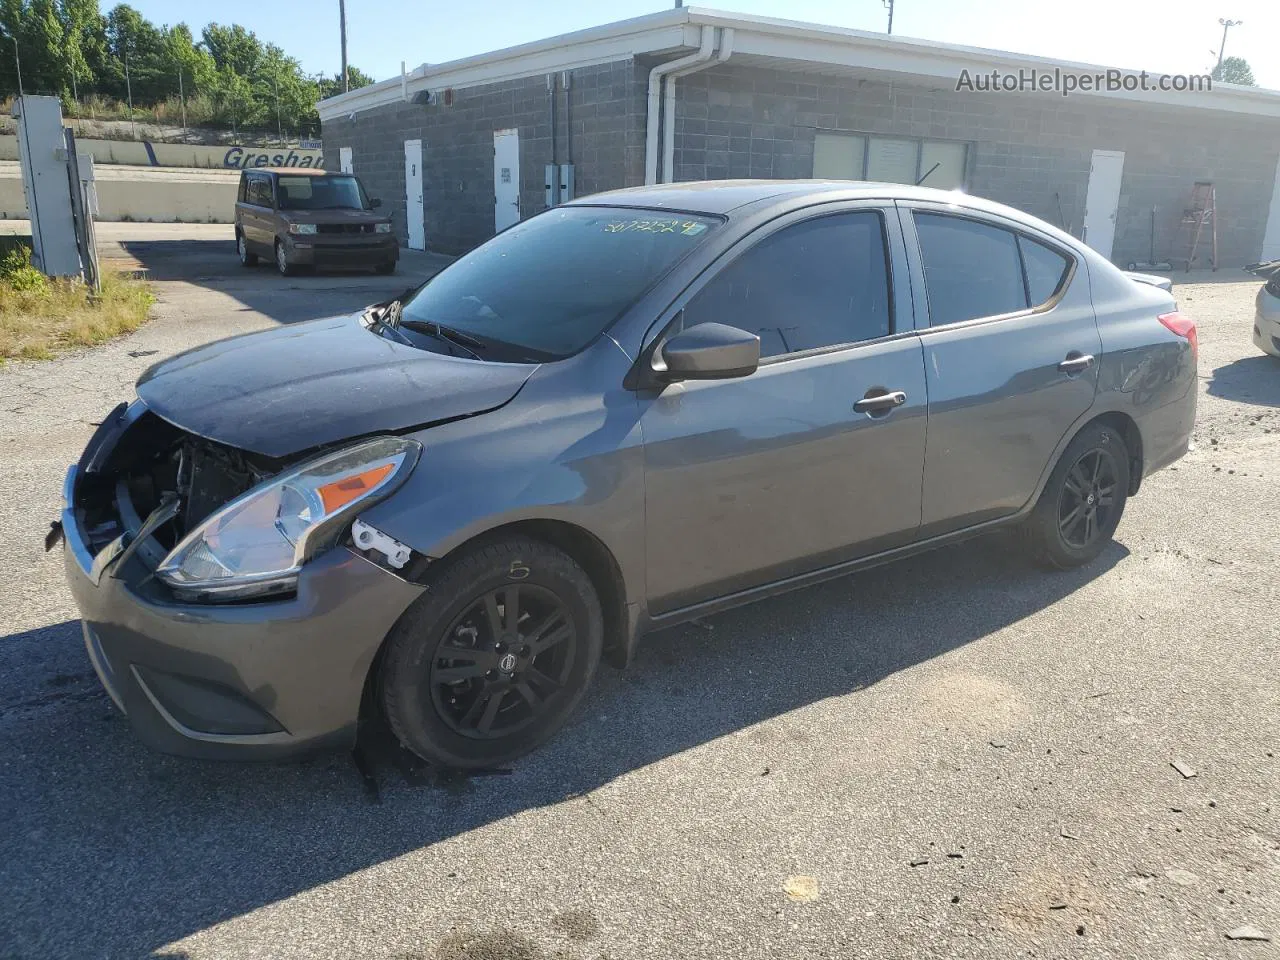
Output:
0,246,156,362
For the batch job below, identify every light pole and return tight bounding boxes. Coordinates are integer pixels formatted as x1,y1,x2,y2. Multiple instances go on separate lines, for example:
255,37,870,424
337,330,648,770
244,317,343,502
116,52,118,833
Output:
1216,18,1242,68
12,35,22,95
884,0,894,34
338,0,349,93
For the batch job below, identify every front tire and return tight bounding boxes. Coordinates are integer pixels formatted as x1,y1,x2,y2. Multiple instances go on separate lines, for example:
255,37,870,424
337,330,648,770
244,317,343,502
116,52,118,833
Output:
375,260,396,275
274,239,295,276
380,538,603,768
237,231,257,266
1019,423,1130,569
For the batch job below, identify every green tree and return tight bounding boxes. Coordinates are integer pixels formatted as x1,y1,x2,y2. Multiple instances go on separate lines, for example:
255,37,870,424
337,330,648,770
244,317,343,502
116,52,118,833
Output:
1212,56,1256,86
200,22,261,77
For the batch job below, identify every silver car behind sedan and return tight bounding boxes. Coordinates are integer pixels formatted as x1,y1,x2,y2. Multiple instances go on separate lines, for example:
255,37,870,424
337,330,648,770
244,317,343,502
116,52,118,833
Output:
1248,259,1280,358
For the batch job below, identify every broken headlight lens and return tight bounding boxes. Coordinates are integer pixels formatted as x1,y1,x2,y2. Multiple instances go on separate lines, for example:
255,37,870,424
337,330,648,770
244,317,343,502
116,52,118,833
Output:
157,436,420,600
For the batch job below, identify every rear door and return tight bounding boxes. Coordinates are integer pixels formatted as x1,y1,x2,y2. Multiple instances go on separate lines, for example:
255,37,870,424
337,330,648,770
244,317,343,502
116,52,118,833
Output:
640,203,928,614
241,175,272,251
899,202,1101,536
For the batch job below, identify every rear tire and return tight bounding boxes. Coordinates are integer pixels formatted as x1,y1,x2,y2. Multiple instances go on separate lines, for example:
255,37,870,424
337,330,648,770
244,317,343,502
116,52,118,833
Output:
380,538,603,769
237,231,257,267
375,260,396,275
1019,422,1130,569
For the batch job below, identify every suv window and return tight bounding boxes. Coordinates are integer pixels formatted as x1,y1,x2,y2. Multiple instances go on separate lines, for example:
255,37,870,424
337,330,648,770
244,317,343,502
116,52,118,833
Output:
277,174,368,210
682,211,892,359
246,176,272,208
914,213,1028,326
1019,235,1072,306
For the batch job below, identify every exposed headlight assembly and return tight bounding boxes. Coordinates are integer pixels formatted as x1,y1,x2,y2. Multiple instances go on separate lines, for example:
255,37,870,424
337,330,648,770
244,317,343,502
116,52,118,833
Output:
157,436,420,601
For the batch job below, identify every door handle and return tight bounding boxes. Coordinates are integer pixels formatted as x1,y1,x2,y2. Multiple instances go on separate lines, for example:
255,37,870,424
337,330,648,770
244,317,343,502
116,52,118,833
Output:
853,389,907,414
1058,353,1095,374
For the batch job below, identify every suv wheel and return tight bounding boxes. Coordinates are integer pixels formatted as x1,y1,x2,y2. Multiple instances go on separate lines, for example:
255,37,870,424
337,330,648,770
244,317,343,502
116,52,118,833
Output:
237,231,257,267
379,538,603,768
1019,422,1130,569
274,239,295,277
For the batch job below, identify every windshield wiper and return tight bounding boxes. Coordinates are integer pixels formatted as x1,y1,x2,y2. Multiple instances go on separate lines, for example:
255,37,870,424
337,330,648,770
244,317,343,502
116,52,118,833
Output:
399,320,485,360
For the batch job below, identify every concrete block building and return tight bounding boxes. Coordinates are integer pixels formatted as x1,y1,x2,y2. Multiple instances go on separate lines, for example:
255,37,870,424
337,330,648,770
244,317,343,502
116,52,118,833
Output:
318,6,1280,267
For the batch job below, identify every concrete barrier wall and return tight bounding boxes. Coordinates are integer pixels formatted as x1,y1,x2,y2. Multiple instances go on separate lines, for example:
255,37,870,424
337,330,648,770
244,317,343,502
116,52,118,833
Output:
0,161,240,222
0,135,323,170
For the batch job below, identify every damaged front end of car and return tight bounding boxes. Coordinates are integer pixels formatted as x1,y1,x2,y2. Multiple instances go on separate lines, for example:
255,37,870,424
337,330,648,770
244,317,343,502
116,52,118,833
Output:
64,400,421,603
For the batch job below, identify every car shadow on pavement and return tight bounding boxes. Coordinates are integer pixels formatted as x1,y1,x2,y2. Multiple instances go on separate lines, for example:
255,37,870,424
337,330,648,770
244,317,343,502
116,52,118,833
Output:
1206,355,1280,407
0,532,1125,957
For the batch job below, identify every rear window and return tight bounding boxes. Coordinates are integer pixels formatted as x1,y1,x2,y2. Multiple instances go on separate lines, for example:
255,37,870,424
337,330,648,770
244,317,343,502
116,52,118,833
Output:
401,208,718,359
277,175,368,211
914,214,1028,325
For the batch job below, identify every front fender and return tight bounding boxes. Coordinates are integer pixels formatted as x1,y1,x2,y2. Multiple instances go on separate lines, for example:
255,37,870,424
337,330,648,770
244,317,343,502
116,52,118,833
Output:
357,348,647,608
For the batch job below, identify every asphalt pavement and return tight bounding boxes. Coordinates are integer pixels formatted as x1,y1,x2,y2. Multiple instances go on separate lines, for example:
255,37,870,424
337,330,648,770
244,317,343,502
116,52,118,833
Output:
0,232,1276,960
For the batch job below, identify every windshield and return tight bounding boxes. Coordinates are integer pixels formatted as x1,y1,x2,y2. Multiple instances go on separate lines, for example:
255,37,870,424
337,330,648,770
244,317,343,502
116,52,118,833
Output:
277,175,368,210
399,207,718,359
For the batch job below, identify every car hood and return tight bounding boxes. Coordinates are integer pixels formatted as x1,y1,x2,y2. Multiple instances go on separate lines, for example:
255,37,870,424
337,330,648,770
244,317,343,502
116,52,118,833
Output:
279,208,387,225
136,314,537,458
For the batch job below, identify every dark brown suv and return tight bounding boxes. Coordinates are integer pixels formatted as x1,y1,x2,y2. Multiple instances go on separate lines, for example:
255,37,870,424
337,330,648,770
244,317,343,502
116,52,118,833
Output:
235,168,399,276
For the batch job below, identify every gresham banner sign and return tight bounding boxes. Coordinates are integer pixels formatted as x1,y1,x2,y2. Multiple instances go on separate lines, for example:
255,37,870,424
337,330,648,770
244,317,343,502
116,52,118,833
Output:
223,146,324,169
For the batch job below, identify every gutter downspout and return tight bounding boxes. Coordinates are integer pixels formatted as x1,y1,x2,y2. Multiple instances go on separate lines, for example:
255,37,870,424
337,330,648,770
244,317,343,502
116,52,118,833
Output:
644,25,715,185
662,27,733,184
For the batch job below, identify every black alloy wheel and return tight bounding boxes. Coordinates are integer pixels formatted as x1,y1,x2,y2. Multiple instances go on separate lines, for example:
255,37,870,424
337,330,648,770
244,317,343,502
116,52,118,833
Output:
379,537,603,768
1019,422,1130,569
429,584,576,739
1057,447,1120,550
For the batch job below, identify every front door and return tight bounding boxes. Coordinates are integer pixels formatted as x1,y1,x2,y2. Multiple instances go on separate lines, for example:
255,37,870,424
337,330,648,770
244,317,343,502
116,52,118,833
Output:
1082,149,1125,260
339,146,353,174
404,139,425,250
640,206,927,615
493,129,521,233
902,205,1102,536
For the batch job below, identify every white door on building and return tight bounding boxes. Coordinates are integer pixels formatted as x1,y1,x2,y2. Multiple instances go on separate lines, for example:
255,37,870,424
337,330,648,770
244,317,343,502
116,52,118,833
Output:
339,146,353,174
404,139,425,251
1261,155,1280,262
1082,149,1125,261
493,128,521,232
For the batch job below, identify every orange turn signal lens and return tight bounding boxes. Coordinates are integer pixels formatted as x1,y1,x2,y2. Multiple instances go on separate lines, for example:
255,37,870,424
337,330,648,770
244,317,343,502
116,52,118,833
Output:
317,463,395,514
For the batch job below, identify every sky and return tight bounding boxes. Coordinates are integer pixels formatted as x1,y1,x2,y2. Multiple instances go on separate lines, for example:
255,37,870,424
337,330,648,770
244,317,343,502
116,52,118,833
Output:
123,0,1279,90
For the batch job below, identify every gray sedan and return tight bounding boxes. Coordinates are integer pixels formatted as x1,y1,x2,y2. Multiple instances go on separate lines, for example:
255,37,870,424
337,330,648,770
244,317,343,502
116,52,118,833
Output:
59,182,1198,768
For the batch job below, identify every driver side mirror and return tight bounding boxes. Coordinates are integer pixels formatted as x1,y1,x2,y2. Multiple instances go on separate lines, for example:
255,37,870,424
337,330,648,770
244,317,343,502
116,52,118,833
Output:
659,322,760,381
370,197,382,208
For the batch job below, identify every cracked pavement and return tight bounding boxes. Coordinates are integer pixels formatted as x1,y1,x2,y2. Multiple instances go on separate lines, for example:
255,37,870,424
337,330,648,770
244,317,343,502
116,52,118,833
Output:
0,231,1277,959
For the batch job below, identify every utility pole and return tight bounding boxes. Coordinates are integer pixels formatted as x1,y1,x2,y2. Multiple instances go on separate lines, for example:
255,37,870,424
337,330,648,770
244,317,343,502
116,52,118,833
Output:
12,35,21,95
884,0,894,34
338,0,349,93
273,74,283,142
1216,17,1242,68
178,68,187,138
123,42,136,139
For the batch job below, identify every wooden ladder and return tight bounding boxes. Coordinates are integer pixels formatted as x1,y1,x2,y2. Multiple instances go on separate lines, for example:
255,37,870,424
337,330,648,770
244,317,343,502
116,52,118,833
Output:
1176,181,1218,272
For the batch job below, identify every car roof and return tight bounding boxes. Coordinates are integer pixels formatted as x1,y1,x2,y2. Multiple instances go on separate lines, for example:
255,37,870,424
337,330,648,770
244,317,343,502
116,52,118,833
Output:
246,168,346,177
567,180,1004,217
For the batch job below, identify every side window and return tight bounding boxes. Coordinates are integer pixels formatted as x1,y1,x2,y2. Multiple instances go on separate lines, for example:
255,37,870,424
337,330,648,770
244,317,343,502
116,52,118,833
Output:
682,211,892,360
247,177,271,207
1019,236,1072,306
914,213,1028,326
237,174,247,203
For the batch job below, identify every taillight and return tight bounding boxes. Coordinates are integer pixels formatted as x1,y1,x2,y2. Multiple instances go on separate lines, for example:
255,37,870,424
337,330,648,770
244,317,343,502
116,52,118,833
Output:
1158,311,1197,363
